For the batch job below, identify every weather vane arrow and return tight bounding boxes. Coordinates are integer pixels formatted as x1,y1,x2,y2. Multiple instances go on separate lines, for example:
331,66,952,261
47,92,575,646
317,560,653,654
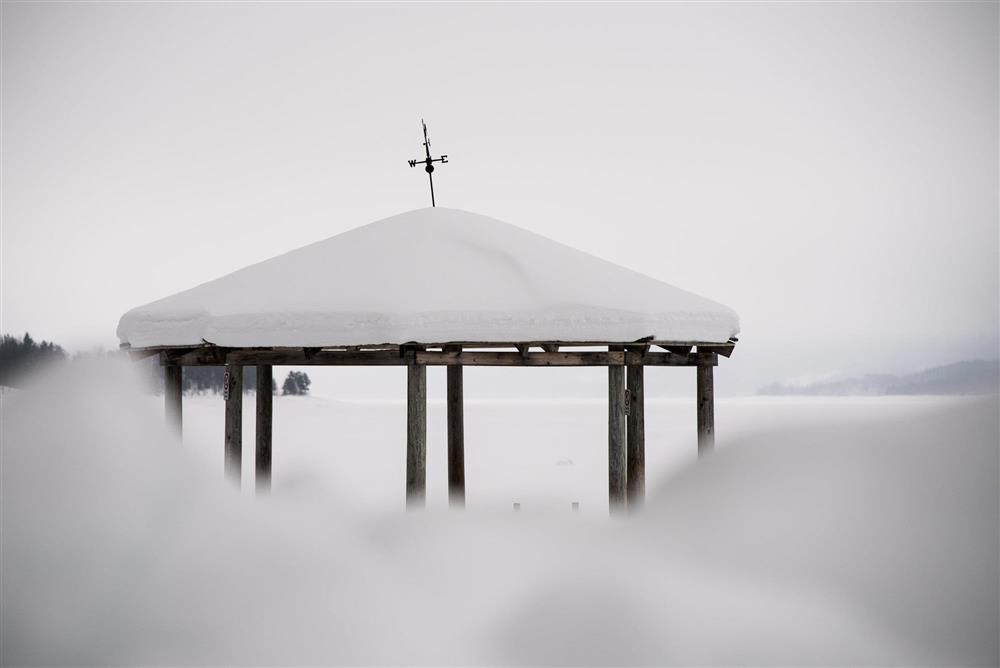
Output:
408,119,448,207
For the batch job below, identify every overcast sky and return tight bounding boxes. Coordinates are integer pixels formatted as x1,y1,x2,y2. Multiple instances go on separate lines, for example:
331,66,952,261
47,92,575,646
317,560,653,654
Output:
2,1,997,393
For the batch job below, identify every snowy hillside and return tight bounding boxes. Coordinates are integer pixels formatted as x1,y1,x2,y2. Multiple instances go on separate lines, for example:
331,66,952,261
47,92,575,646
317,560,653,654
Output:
759,360,1000,396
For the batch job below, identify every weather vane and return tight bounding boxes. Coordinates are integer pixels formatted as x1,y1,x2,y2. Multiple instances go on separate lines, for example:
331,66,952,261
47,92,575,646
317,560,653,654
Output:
408,119,448,207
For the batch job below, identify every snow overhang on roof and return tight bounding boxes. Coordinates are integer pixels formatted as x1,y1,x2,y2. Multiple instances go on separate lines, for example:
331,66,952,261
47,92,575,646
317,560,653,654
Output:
117,208,740,349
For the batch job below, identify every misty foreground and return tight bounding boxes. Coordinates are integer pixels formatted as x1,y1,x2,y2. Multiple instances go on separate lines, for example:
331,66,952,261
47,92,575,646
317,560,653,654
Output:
1,362,997,666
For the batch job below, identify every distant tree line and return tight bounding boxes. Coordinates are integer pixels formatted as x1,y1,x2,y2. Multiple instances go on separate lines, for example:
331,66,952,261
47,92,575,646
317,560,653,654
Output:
159,365,311,396
180,366,273,394
0,333,66,387
0,331,312,396
758,359,999,396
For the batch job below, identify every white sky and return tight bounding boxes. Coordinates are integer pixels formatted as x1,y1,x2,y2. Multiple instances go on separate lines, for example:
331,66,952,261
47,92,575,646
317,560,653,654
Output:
2,1,997,393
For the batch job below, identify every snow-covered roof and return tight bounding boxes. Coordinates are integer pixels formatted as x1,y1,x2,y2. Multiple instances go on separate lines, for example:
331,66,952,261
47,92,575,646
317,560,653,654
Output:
117,208,740,348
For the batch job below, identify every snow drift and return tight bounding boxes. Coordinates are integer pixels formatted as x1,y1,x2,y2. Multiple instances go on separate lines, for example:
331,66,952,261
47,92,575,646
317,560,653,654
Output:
116,208,740,348
2,361,997,665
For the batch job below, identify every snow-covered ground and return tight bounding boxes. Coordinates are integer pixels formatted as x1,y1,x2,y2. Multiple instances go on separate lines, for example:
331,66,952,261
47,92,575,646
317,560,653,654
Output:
183,389,981,514
2,360,997,665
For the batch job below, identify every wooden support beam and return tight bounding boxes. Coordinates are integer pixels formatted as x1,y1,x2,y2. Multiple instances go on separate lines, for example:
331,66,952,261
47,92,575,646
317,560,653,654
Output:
225,349,403,366
698,351,719,366
140,340,736,362
407,339,718,350
224,364,243,485
406,361,427,508
414,351,699,367
698,343,735,358
163,347,231,366
657,344,692,356
163,364,183,439
626,354,645,510
255,364,273,493
129,347,164,361
162,347,714,368
415,339,723,349
697,363,715,456
447,358,466,508
608,350,627,513
422,351,622,366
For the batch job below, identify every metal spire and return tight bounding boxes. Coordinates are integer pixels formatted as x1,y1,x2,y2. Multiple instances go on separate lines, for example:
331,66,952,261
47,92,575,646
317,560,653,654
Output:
408,119,448,207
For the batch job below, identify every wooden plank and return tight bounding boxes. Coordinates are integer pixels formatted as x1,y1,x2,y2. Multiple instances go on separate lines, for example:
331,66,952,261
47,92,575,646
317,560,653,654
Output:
626,356,645,510
152,340,736,366
224,350,404,366
697,363,715,456
608,350,626,513
656,344,692,355
164,364,182,439
129,347,163,361
255,364,273,493
221,350,631,367
172,349,709,367
448,350,697,367
417,351,626,366
224,364,243,485
388,339,731,350
447,359,466,508
414,351,700,367
696,351,719,366
162,347,231,366
406,361,427,508
698,343,735,358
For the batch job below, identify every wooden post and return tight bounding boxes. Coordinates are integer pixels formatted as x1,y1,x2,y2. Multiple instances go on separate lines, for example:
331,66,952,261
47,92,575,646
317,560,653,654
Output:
446,348,466,508
164,364,182,439
406,360,427,508
608,349,626,512
697,363,715,455
224,364,243,485
255,364,272,493
626,354,645,510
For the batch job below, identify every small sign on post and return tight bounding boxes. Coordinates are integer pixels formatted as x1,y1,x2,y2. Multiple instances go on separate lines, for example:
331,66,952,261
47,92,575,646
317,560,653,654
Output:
624,388,631,416
223,368,232,401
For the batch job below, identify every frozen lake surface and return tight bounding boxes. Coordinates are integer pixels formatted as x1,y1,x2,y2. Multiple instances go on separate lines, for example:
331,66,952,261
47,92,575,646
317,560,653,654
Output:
182,390,983,512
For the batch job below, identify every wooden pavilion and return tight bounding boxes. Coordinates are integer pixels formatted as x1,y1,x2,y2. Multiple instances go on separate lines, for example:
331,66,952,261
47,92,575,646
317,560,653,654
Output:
119,208,739,511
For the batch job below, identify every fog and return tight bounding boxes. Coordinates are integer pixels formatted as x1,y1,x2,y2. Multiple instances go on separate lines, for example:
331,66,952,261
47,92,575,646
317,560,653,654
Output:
2,2,998,394
2,3,998,663
2,360,996,665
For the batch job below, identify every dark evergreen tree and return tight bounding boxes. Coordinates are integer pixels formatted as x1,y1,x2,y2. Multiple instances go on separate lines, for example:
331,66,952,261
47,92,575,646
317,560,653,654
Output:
144,364,279,396
178,366,272,395
0,332,66,387
182,366,225,394
282,370,311,395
